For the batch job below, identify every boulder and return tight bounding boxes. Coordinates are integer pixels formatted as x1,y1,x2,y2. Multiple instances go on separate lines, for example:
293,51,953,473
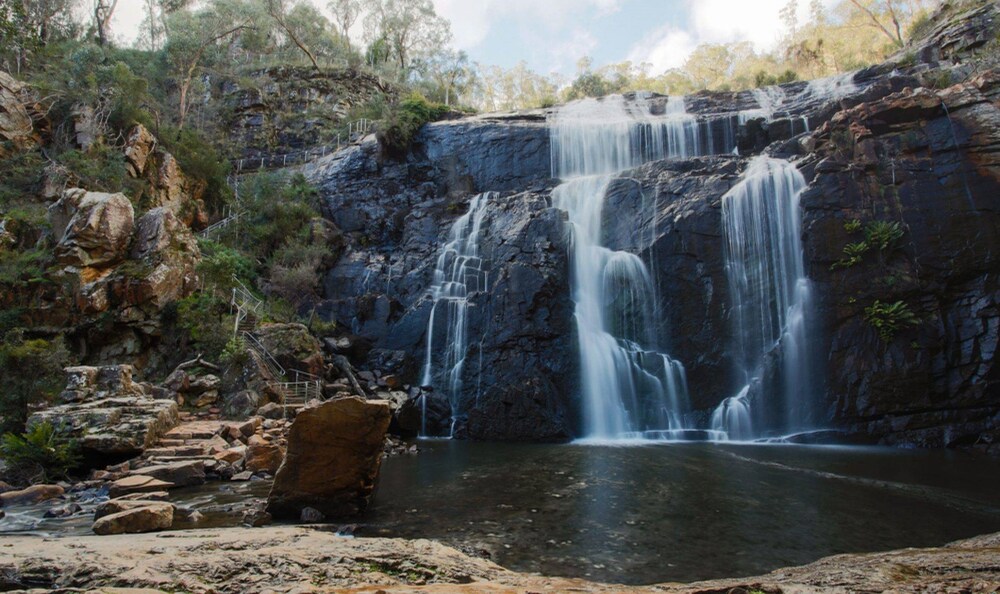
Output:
48,188,134,268
256,323,325,378
149,151,208,227
92,502,174,535
242,507,272,527
214,445,247,464
131,460,206,487
257,402,285,419
94,499,175,521
193,390,219,408
0,71,33,152
123,124,156,177
245,440,284,475
118,207,201,308
0,484,64,506
266,397,391,519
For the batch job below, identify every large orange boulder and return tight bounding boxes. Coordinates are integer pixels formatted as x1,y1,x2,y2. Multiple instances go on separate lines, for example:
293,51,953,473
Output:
266,397,390,520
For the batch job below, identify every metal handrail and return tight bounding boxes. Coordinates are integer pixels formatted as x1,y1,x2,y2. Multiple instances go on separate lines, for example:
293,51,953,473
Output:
199,209,244,239
231,118,376,173
231,276,264,314
241,331,286,378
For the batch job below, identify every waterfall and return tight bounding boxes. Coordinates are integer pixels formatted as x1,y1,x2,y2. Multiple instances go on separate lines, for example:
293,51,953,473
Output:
550,95,698,440
421,192,492,436
713,156,814,440
710,385,753,441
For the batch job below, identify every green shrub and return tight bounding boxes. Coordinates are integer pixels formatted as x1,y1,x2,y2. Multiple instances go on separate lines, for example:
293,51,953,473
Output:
864,300,920,342
0,247,52,289
176,292,232,357
196,239,256,292
1,421,80,485
55,145,133,194
0,150,45,206
0,332,69,435
219,336,249,368
157,126,232,215
377,92,450,156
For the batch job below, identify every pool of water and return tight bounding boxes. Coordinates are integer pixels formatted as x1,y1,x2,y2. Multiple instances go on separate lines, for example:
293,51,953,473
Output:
359,440,1000,585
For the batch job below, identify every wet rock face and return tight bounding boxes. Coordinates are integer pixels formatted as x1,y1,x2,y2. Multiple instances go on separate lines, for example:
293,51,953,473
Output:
800,72,1000,447
305,120,576,440
266,397,391,519
418,113,552,194
601,158,745,413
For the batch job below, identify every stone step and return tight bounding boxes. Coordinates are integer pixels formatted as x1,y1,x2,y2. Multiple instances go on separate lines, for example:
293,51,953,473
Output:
156,439,190,447
144,446,207,458
164,428,218,440
142,455,216,465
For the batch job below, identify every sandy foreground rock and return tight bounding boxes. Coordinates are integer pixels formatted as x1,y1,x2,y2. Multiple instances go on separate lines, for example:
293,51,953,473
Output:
0,527,998,593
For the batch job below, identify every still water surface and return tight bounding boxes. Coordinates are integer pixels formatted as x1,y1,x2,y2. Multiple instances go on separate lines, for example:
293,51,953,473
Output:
362,441,1000,584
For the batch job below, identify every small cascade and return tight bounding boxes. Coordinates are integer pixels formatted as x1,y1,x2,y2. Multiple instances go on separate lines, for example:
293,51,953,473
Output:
550,96,697,440
804,70,858,101
740,86,788,124
715,156,814,439
421,192,493,436
710,385,753,441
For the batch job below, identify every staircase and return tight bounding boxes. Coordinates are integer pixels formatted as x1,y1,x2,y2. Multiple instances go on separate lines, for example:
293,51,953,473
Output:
231,118,376,173
199,176,245,241
229,276,323,416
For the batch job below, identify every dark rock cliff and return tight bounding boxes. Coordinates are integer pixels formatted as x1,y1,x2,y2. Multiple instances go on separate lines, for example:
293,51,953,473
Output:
302,1,1000,447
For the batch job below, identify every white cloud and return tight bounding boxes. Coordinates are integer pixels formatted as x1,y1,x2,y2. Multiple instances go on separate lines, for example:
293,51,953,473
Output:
628,0,840,74
432,0,622,49
626,24,695,71
550,28,600,72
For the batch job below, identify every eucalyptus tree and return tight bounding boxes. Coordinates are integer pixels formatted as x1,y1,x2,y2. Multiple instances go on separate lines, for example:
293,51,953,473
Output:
265,0,321,70
361,0,451,76
165,0,254,129
328,0,360,45
420,49,473,106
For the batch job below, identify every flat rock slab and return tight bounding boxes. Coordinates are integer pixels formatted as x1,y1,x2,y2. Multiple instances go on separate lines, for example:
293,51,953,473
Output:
0,484,64,506
108,475,175,498
131,460,206,487
0,527,998,593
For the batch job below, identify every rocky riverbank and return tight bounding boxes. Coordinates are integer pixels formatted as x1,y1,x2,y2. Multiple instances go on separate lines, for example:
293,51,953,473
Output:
1,526,998,593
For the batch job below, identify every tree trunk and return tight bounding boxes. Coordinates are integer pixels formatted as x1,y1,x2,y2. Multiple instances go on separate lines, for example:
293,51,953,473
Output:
848,0,903,46
178,79,190,130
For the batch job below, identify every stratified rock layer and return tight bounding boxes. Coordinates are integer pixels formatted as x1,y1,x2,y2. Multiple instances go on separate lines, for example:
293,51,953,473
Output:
28,365,179,459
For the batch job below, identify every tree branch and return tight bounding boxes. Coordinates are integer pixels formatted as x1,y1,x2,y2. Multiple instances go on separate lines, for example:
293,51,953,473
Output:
848,0,903,46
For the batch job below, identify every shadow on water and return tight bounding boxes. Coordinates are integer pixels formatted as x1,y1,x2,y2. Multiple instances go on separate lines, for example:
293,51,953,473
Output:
361,441,1000,585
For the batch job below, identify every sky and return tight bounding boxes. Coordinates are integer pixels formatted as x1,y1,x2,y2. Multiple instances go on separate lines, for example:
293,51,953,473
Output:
110,0,833,76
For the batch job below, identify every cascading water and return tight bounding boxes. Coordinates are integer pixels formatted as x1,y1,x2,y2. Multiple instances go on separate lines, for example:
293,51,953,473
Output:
550,95,698,440
713,156,814,440
421,192,493,436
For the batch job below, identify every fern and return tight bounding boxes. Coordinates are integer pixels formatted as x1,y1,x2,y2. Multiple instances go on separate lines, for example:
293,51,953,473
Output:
0,422,81,485
864,300,920,342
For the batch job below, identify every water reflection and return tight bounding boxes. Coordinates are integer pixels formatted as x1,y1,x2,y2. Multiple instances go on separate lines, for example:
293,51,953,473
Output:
364,441,1000,584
